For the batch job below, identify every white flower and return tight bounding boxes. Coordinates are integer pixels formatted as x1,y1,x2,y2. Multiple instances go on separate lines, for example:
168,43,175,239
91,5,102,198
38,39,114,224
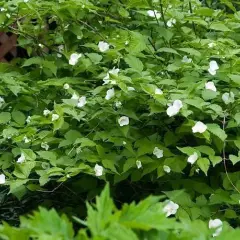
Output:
136,160,142,169
98,41,109,52
77,96,87,108
52,114,59,121
43,109,51,116
187,152,198,164
167,18,176,27
63,83,70,90
125,41,129,45
192,121,207,133
182,55,192,63
26,116,31,123
17,153,25,164
163,200,179,217
105,88,115,100
222,92,234,104
163,165,171,173
153,147,163,158
6,13,11,18
115,101,122,108
94,164,103,176
118,116,129,127
38,43,44,48
205,81,217,92
41,142,49,151
69,53,82,66
166,100,183,117
0,8,6,12
103,67,119,85
208,60,219,75
23,136,30,143
0,174,5,184
0,96,4,107
195,168,200,173
209,219,223,237
208,42,216,48
57,45,64,58
147,10,161,19
127,87,135,91
123,141,127,145
71,93,79,100
155,88,163,95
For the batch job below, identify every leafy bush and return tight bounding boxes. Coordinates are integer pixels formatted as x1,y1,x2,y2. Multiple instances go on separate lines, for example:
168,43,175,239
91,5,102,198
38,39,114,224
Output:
0,0,240,236
0,184,240,240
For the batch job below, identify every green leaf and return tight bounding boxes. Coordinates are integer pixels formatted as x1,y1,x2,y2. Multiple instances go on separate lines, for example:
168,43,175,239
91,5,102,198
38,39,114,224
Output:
13,162,36,179
0,112,11,124
197,158,210,176
21,149,36,161
157,48,179,55
129,32,146,53
103,223,138,240
125,55,143,72
234,113,240,125
209,155,222,167
20,207,74,239
229,154,240,165
37,151,57,162
195,146,215,156
87,183,114,236
178,48,201,57
207,124,227,142
210,22,231,32
228,74,240,85
12,111,26,125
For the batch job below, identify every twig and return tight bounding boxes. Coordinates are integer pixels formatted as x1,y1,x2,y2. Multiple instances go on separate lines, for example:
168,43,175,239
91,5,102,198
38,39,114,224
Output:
189,1,197,37
222,114,240,194
36,182,64,193
159,0,167,28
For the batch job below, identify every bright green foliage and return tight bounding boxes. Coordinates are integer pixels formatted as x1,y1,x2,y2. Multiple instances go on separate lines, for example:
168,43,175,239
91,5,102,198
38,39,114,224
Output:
1,184,239,240
0,0,239,236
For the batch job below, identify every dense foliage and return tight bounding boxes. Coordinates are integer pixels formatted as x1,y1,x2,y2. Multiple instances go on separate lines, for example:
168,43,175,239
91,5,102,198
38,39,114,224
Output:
1,184,240,240
0,0,240,238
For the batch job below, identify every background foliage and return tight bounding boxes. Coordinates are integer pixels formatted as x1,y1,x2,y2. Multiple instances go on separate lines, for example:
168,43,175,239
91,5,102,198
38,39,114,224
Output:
0,0,240,238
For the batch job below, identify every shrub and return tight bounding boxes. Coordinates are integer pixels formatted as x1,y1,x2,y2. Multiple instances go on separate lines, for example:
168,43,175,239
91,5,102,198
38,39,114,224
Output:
0,0,240,235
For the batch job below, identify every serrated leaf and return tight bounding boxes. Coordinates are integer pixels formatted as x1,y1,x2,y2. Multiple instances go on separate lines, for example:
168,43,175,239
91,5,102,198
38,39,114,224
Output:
207,123,227,142
197,158,210,176
125,55,143,72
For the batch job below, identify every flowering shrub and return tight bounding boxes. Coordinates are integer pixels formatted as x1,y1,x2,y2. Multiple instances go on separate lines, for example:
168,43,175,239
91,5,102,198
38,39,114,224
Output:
0,0,240,235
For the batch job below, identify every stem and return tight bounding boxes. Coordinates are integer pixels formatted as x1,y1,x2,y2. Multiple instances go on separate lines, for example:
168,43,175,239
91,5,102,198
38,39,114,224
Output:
222,114,240,194
189,1,197,37
159,0,167,28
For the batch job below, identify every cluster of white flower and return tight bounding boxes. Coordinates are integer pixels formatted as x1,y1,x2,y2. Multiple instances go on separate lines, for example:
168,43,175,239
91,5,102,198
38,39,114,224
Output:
71,93,87,108
17,153,25,164
105,88,115,100
103,67,119,85
187,152,198,164
208,60,219,75
163,200,179,217
182,55,192,63
147,10,161,19
209,219,223,237
167,18,176,27
166,100,183,117
69,53,82,66
98,41,109,52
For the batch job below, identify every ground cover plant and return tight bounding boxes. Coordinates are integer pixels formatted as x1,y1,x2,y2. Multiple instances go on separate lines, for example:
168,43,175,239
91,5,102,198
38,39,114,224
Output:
0,0,240,239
